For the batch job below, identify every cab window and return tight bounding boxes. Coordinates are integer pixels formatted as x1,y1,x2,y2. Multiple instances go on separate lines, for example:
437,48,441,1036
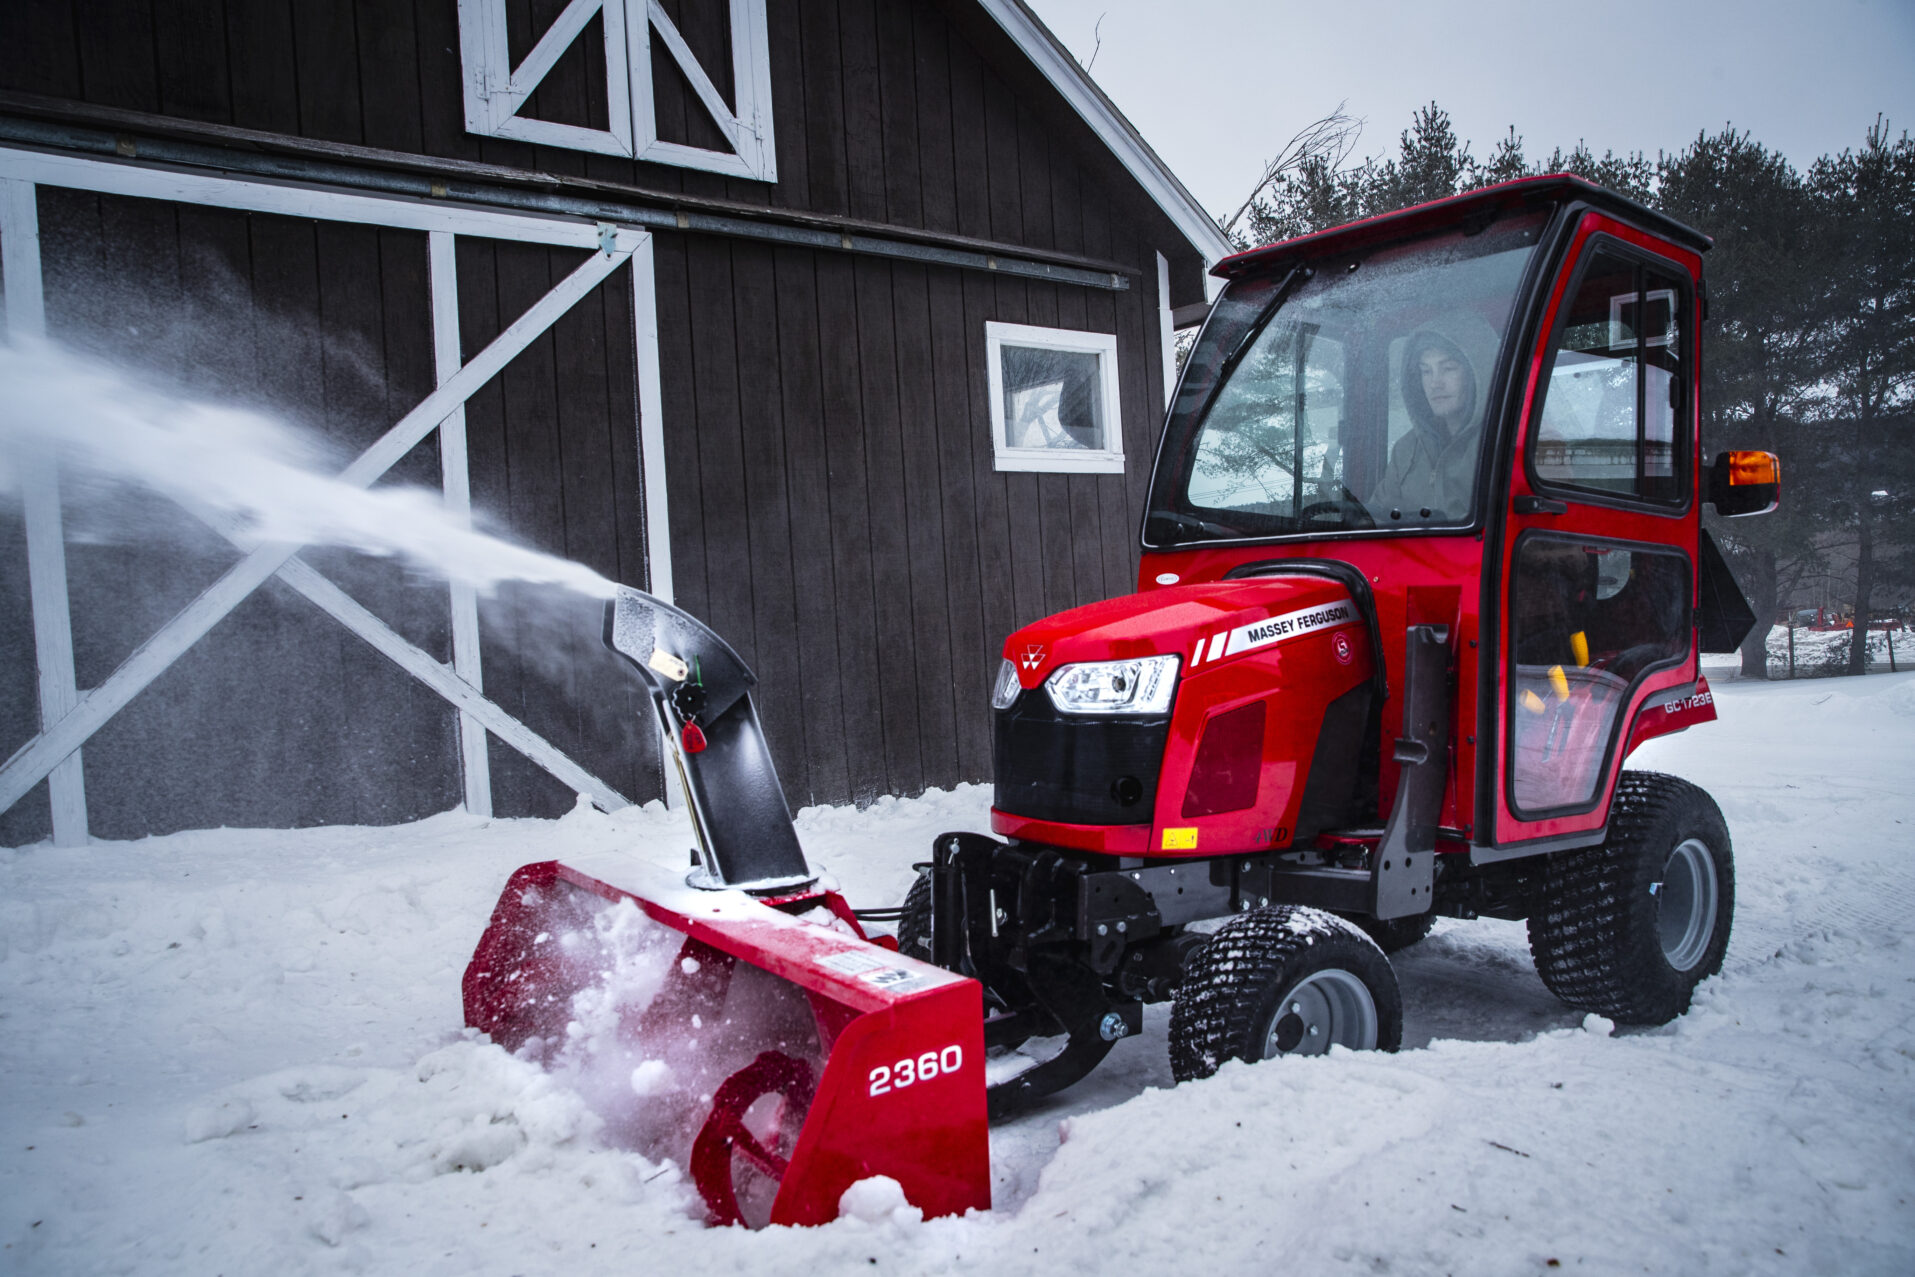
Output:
1145,212,1547,544
1531,248,1690,504
1508,538,1689,813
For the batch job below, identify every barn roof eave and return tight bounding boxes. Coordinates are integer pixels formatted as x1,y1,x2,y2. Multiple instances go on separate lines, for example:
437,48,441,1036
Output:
977,0,1233,266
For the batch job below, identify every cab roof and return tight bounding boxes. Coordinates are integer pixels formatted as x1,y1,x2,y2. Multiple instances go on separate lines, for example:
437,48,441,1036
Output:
1213,174,1711,280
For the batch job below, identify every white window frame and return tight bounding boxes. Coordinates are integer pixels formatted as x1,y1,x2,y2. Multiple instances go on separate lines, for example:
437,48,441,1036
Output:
457,0,777,182
986,321,1124,475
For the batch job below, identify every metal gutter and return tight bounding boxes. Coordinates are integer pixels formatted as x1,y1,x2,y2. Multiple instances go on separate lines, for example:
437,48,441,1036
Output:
0,94,1135,292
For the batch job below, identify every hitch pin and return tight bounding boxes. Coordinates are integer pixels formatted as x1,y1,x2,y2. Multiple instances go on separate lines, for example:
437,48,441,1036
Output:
988,888,1000,938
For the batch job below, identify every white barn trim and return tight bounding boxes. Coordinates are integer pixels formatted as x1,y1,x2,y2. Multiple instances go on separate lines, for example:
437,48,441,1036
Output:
0,146,675,834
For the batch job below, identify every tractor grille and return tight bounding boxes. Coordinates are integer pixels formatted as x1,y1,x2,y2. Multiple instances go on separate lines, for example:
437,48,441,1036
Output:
993,692,1169,826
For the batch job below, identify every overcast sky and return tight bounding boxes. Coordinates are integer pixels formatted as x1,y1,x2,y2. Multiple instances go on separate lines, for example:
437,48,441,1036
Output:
1025,0,1915,226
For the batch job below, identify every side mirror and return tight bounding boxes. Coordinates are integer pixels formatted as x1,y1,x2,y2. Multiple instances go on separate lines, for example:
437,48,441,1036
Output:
1707,451,1780,517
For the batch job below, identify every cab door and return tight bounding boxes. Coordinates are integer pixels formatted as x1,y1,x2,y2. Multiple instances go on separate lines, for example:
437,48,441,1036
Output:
1492,215,1704,848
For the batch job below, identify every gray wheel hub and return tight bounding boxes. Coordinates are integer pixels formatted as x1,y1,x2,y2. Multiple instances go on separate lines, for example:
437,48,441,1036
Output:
1658,837,1719,972
1262,969,1380,1057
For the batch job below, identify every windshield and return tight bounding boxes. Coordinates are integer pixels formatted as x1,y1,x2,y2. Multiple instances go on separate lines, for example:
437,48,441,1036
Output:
1146,212,1548,546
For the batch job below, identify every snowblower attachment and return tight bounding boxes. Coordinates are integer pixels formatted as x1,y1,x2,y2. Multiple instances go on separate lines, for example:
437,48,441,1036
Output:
464,587,990,1228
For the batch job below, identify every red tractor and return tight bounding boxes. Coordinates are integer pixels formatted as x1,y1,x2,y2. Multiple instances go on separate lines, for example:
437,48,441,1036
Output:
903,173,1778,1111
466,175,1779,1224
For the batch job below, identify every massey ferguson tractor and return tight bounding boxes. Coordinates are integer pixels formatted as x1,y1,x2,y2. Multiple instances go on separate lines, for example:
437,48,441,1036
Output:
464,175,1779,1227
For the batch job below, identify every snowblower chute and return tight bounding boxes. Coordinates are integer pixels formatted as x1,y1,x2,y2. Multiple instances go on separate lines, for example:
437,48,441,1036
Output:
464,588,989,1228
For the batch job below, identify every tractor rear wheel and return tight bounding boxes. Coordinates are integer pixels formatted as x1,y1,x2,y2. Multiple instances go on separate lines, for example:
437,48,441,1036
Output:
1527,771,1734,1025
1168,906,1403,1082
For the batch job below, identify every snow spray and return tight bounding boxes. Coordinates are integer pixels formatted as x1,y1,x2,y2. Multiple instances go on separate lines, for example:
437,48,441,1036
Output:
539,894,824,1226
0,337,619,600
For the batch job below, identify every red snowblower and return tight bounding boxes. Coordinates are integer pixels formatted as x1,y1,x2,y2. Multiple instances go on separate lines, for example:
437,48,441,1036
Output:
466,175,1780,1227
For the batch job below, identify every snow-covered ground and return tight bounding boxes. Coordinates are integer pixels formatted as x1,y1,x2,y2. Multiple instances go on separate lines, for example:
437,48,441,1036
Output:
4,673,1912,1275
1701,624,1913,682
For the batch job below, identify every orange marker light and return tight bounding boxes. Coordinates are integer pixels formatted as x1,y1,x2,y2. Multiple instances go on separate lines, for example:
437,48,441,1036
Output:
1728,451,1780,487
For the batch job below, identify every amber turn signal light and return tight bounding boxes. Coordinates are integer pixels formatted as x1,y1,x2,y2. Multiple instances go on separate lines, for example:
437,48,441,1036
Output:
1727,450,1780,488
1708,450,1780,516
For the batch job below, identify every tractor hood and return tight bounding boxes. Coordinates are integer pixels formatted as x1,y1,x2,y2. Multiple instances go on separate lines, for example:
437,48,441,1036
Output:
1003,574,1361,691
992,571,1376,855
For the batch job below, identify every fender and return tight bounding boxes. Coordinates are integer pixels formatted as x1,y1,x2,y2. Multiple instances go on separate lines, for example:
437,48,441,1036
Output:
1622,676,1719,758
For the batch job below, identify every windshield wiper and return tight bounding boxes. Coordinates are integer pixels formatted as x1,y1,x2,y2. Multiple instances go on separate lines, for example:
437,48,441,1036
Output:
1214,263,1313,386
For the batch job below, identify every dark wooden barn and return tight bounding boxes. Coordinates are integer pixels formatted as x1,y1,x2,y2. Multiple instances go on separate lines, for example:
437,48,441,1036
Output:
0,0,1230,846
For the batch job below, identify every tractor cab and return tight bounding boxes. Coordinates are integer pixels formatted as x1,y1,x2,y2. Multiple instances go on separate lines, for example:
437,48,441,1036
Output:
955,175,1778,1106
993,175,1775,867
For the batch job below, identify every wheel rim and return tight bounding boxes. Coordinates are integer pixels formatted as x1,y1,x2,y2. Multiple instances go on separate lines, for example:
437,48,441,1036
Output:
1658,837,1719,972
1262,969,1379,1057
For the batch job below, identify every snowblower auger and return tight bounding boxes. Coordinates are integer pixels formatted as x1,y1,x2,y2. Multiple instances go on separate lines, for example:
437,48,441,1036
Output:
465,587,989,1228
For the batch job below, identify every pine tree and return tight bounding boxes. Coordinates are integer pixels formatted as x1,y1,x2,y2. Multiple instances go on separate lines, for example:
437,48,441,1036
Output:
1366,103,1474,211
1243,152,1372,246
1657,129,1824,676
1807,120,1915,673
1472,127,1531,187
1539,141,1655,203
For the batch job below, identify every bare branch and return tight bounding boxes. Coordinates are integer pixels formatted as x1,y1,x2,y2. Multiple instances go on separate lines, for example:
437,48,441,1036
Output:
1223,103,1365,238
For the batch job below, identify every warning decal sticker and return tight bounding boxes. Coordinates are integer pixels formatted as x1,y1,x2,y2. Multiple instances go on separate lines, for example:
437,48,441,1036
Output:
817,950,888,976
818,946,950,994
857,967,937,994
1192,596,1358,665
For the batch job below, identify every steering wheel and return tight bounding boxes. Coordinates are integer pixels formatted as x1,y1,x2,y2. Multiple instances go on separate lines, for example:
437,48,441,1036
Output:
1296,495,1376,530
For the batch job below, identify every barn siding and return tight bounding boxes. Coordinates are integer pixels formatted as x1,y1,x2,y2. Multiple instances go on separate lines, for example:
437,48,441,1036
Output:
1,0,1197,833
649,228,1166,807
0,2,1198,256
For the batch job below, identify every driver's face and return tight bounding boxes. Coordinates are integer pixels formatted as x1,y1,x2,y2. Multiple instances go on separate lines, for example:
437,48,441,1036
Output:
1419,349,1468,422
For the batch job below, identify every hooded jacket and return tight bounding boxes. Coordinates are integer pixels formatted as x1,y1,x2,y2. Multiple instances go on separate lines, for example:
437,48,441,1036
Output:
1373,330,1484,521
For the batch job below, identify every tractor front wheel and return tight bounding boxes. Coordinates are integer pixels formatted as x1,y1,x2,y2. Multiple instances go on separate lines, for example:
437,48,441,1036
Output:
1527,771,1734,1025
896,872,933,962
1168,906,1403,1083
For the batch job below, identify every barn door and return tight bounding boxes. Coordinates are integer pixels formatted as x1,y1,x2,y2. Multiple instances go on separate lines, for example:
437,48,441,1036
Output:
0,151,671,843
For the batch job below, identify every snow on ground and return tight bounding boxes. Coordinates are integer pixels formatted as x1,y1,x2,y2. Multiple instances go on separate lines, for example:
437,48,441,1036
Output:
3,674,1912,1275
1699,624,1913,682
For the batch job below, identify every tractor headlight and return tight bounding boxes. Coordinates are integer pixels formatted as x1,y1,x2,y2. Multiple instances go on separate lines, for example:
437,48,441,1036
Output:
1044,654,1179,716
991,658,1023,710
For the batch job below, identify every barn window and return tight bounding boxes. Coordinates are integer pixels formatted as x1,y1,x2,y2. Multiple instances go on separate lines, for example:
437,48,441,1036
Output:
457,0,777,181
986,322,1124,474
